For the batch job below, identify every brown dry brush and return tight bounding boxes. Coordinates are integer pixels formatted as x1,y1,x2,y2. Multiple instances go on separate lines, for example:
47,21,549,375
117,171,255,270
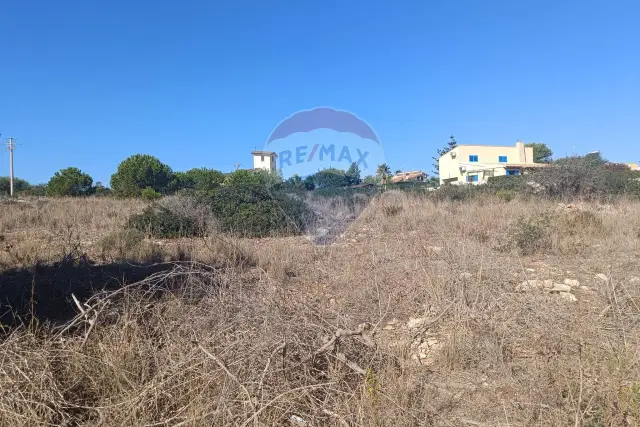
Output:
0,273,405,427
0,195,640,426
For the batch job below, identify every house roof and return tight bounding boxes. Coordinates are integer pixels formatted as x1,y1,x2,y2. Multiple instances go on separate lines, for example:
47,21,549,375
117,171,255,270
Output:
391,171,427,183
251,151,278,157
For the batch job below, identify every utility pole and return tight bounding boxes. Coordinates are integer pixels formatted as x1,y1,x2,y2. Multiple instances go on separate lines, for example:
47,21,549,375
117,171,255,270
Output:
6,137,15,197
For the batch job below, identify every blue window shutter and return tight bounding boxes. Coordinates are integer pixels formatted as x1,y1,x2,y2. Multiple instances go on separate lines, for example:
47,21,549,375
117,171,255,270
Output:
499,156,507,163
469,155,478,162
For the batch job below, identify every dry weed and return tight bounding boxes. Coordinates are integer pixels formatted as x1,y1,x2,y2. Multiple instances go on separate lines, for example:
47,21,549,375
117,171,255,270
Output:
0,195,639,426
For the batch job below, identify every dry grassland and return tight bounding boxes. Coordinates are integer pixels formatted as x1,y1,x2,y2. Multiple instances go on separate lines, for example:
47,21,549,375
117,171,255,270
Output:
0,193,639,426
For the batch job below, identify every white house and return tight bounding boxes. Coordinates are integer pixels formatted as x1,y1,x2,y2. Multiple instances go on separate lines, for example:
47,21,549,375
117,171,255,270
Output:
251,151,277,172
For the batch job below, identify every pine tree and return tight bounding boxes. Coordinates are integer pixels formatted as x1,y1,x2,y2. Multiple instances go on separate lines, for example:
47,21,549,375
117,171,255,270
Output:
432,135,457,176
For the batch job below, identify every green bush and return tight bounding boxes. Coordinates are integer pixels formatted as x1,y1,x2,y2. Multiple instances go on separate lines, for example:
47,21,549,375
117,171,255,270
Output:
201,184,313,237
18,183,46,197
0,177,31,196
221,169,283,189
487,175,526,192
110,154,173,198
128,206,200,238
141,187,162,201
311,168,350,188
528,154,640,200
45,167,94,197
172,168,225,192
430,184,479,203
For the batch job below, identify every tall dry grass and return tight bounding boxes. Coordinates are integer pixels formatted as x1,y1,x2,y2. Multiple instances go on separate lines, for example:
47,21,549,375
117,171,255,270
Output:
1,193,640,426
0,197,146,267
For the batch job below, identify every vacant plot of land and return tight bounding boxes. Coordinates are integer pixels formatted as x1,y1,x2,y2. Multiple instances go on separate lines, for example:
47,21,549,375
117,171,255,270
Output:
1,193,639,426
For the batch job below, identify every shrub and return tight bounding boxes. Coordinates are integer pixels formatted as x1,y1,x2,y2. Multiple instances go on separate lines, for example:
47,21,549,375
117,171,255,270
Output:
157,193,217,234
141,187,162,201
487,175,526,192
311,168,350,188
223,169,283,188
507,213,554,255
382,205,403,217
496,189,516,202
558,209,604,236
110,154,173,198
202,184,313,237
45,167,94,197
128,206,200,238
430,184,479,203
528,154,639,200
18,183,46,197
172,168,225,192
0,177,31,196
99,229,146,260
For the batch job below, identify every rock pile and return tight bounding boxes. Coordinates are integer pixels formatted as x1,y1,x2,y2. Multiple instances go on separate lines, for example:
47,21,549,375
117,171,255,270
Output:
381,315,445,366
515,278,582,302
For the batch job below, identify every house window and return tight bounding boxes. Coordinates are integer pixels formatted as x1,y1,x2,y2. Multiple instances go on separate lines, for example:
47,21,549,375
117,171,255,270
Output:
469,155,478,162
506,169,520,176
467,174,479,183
499,156,507,163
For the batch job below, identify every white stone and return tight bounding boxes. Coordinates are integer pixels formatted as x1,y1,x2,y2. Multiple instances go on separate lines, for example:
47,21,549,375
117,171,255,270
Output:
559,292,577,302
525,268,536,273
564,279,580,287
579,286,592,292
429,246,444,254
595,274,609,282
516,280,542,292
548,283,572,293
425,337,440,347
629,277,640,285
407,317,428,330
460,272,473,280
543,279,555,289
383,318,399,330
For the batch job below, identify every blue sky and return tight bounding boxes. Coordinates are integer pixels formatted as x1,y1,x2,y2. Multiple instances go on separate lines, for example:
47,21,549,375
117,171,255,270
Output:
1,0,638,184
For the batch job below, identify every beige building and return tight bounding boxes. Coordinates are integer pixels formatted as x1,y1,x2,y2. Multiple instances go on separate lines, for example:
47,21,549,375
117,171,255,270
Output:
439,141,544,185
251,151,277,172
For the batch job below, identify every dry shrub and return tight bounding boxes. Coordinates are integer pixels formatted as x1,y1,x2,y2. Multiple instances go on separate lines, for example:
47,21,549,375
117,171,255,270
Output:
1,195,640,426
157,193,218,234
98,229,163,262
506,212,555,255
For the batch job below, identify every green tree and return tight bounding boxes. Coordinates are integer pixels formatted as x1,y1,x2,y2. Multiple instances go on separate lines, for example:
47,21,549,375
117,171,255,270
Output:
345,162,362,186
362,175,378,185
312,168,349,188
93,181,112,197
426,176,440,188
0,177,31,196
376,163,391,181
525,143,553,163
173,168,225,192
303,175,316,190
46,167,94,197
110,154,174,197
20,183,46,197
432,135,458,176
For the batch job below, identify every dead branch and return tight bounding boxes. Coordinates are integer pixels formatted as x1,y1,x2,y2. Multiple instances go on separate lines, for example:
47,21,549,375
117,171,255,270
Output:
197,343,256,413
